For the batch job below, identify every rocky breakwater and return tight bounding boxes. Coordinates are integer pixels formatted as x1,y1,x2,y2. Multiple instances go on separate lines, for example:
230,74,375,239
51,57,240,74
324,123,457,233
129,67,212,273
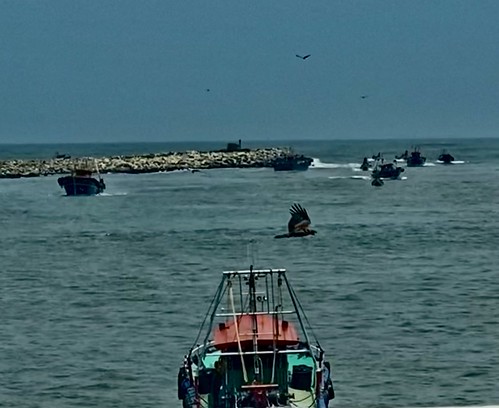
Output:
0,148,290,178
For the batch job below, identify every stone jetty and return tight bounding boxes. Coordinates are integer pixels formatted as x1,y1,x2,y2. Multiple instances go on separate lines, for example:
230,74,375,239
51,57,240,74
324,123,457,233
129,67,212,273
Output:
0,147,291,179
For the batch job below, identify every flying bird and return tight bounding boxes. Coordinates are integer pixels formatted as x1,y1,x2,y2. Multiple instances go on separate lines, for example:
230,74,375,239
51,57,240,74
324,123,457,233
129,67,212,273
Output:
296,54,311,60
360,95,368,99
274,203,317,239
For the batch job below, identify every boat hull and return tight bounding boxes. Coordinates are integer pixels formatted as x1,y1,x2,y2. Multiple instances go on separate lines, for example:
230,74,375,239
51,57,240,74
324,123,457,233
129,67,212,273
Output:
372,167,404,180
406,150,426,167
273,155,313,171
273,163,310,171
406,159,426,167
438,154,455,164
57,176,105,196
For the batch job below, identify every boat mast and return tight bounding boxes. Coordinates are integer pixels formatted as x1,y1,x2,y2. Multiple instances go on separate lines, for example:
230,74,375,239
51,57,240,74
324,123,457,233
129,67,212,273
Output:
248,265,260,382
94,159,103,182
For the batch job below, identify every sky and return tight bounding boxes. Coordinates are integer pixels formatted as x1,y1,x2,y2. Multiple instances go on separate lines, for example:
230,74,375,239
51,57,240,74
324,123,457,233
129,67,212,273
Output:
0,0,498,144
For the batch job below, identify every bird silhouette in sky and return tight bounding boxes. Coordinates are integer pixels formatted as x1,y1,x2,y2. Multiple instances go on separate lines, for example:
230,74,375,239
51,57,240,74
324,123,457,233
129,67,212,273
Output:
296,54,311,60
360,95,368,99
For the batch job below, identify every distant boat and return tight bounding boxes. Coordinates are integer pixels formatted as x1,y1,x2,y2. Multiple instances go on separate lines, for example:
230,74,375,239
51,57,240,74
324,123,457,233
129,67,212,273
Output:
215,139,250,153
437,150,455,164
371,161,404,180
57,160,105,196
177,266,335,408
360,157,371,171
371,175,384,187
406,147,426,167
395,150,409,161
273,155,313,171
54,151,71,160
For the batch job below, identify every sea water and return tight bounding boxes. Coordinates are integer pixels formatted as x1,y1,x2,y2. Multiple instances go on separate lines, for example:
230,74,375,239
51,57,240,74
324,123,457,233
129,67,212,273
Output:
1,138,498,407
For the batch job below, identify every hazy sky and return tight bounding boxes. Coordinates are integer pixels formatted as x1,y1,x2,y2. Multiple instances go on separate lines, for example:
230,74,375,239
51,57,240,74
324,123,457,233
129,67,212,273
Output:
1,0,498,143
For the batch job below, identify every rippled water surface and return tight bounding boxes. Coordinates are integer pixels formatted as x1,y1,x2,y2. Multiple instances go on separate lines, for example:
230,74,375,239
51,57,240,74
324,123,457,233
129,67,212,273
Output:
1,139,498,408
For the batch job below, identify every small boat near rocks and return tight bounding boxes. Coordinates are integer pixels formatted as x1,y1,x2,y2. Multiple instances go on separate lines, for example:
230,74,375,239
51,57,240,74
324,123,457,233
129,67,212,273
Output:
57,160,105,196
273,155,313,171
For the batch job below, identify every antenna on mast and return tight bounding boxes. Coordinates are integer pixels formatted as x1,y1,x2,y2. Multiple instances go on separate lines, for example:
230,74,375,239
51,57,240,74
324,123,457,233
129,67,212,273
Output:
246,239,258,268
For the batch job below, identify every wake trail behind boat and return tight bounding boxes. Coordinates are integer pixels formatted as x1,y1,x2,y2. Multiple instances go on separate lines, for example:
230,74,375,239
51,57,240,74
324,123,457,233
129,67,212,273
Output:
350,175,371,180
328,175,371,180
436,160,465,164
96,192,128,197
310,158,362,169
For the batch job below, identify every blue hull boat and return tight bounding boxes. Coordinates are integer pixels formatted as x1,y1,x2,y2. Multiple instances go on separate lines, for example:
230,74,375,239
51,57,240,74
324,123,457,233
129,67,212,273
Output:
58,168,105,196
58,176,105,196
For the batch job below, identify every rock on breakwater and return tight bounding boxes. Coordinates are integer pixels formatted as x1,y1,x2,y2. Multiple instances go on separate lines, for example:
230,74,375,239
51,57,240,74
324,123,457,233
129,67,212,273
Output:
0,148,291,178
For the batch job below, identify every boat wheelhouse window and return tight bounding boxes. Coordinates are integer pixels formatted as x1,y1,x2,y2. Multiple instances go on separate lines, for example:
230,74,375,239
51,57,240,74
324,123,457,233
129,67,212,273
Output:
290,364,313,390
197,368,216,394
287,353,316,389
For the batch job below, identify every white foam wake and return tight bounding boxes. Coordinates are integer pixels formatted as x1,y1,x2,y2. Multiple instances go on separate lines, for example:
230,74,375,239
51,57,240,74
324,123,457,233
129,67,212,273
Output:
310,158,361,169
327,175,371,180
436,160,465,165
97,192,128,196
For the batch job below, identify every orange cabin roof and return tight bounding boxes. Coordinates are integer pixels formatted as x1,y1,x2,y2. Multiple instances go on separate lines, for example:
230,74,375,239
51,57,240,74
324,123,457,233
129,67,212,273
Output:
213,315,299,350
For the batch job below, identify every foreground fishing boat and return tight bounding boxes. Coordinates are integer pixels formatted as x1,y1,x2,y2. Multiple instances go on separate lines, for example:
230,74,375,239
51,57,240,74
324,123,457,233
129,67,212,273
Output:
178,267,334,408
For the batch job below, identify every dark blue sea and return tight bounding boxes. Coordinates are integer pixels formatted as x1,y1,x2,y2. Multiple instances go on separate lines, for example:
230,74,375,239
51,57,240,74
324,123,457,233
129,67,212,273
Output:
1,138,498,408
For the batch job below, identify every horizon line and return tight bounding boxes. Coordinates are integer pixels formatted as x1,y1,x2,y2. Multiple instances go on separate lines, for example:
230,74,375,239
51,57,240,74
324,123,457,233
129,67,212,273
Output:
1,135,497,146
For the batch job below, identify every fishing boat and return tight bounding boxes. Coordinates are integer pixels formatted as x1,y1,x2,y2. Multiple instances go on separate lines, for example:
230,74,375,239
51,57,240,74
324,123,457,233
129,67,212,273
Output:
406,147,426,167
57,160,106,196
273,155,313,171
178,267,334,408
54,151,71,160
437,150,455,164
371,175,384,187
395,150,409,161
360,157,371,171
371,161,404,180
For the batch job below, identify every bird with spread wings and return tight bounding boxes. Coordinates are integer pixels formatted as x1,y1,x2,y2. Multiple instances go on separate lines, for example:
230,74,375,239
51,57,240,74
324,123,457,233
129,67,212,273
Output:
275,203,317,239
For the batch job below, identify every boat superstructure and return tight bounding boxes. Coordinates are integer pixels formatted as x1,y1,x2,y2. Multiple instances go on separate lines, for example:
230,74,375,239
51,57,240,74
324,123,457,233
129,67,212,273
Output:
178,267,334,408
